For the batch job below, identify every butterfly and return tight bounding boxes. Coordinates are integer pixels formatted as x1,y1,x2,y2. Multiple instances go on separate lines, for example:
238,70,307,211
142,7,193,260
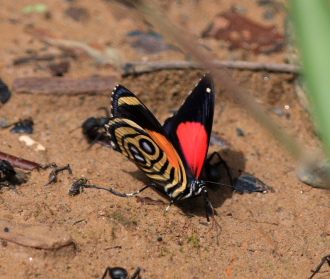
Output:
103,73,219,220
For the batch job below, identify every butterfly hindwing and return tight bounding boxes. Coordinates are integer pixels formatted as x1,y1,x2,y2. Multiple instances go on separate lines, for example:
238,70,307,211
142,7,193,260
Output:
163,73,215,179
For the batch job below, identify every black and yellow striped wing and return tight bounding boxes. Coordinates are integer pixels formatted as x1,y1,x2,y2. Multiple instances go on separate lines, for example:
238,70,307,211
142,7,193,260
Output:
105,85,189,200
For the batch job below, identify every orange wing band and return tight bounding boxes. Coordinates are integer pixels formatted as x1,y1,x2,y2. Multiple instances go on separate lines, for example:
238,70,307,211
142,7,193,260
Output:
146,129,180,169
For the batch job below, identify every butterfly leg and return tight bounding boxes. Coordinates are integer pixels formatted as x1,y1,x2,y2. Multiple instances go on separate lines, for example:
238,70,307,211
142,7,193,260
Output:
205,152,233,185
165,200,174,212
201,188,217,222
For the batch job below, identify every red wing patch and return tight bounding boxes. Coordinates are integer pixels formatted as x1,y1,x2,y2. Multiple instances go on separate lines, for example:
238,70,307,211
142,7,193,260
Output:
177,122,208,178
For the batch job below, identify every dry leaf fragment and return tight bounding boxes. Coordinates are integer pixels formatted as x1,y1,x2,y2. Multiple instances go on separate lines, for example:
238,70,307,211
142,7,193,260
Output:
202,12,284,54
13,76,117,95
0,218,73,249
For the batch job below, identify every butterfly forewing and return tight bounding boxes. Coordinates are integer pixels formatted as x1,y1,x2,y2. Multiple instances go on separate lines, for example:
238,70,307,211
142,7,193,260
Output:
110,85,161,131
164,73,215,179
106,85,188,199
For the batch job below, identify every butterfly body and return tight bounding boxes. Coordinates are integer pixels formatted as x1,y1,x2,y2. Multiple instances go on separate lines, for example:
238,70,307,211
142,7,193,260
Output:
105,74,215,216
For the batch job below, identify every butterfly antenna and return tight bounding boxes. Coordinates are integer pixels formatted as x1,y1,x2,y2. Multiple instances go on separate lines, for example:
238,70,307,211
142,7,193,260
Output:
202,188,216,222
83,184,151,197
204,180,236,189
206,176,273,194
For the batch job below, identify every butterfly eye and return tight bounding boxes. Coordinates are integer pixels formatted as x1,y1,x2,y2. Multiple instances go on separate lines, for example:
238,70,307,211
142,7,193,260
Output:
139,139,155,155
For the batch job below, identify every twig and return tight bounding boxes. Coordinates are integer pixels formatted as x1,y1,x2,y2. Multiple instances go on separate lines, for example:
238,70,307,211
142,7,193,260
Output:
0,151,72,186
12,76,117,95
122,60,300,76
25,26,120,65
0,151,39,171
13,53,74,65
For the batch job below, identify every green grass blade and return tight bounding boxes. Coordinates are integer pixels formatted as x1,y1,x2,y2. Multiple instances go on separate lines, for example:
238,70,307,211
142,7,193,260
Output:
291,0,330,154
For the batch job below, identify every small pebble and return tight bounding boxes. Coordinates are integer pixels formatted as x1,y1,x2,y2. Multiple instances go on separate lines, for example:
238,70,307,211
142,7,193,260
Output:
236,128,244,136
263,10,275,20
273,108,285,116
0,79,11,104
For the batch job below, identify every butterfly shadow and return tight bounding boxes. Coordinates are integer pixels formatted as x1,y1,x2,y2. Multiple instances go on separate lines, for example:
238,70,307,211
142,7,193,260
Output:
122,148,247,219
173,149,246,218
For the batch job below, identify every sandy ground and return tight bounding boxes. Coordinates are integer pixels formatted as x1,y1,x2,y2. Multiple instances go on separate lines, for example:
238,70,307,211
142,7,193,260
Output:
0,0,329,278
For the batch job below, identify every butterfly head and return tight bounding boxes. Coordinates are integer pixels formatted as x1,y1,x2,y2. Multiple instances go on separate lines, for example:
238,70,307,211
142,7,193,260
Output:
192,179,207,195
185,180,215,222
176,177,205,200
